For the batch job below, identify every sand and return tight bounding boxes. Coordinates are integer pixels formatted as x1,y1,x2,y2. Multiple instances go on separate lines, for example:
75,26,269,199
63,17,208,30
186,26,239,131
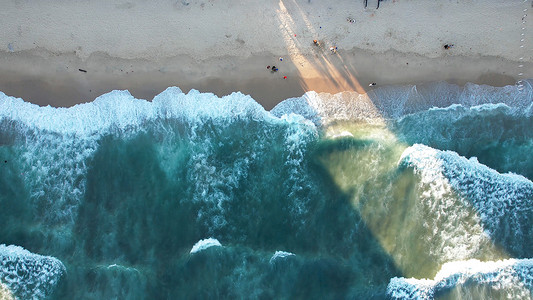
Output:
0,0,531,109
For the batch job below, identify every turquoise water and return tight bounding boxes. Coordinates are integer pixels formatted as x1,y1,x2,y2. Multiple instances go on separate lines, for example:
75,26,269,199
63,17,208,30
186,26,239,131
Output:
0,81,532,299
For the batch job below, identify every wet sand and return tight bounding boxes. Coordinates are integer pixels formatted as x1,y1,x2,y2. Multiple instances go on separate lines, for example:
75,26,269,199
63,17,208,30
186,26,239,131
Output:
0,0,531,109
0,48,527,110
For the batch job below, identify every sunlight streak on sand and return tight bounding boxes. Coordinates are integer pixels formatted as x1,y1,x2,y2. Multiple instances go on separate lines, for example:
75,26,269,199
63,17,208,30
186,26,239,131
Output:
276,0,366,94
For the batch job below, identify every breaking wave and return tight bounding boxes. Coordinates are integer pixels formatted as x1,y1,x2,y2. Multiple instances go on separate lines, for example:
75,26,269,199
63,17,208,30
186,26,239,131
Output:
0,80,532,299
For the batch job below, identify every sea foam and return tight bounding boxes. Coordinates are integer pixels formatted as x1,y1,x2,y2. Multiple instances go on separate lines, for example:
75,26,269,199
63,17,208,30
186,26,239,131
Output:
269,251,295,264
272,81,532,126
2,81,530,136
400,144,533,257
1,81,532,298
190,238,222,254
0,87,316,230
388,258,533,299
0,87,276,136
0,244,65,299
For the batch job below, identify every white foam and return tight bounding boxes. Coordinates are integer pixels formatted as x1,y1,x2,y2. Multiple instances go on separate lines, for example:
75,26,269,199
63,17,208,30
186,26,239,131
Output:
399,144,533,256
271,91,384,126
17,134,97,225
0,281,14,300
388,258,533,299
397,145,491,262
0,244,65,299
0,87,278,136
1,87,320,232
330,131,354,139
282,114,319,219
190,238,222,254
269,251,295,264
419,102,519,122
271,81,532,125
2,81,530,137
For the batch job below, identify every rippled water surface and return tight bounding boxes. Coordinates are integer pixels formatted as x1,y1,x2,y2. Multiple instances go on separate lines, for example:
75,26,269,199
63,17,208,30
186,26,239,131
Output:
0,81,532,299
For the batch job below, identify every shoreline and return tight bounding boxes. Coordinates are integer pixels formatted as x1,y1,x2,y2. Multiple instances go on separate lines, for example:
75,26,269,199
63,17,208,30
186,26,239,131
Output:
0,47,529,110
0,0,531,110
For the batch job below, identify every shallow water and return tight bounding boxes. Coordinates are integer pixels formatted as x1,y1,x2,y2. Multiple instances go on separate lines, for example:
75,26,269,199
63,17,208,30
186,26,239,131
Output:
0,81,532,299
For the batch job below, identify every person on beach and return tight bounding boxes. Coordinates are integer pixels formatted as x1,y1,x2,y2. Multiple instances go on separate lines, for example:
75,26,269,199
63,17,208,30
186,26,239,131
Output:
330,46,337,54
272,66,278,72
369,82,377,86
313,39,320,46
444,44,454,50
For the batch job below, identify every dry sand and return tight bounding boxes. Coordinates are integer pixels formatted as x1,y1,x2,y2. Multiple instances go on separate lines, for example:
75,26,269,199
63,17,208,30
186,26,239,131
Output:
0,0,531,109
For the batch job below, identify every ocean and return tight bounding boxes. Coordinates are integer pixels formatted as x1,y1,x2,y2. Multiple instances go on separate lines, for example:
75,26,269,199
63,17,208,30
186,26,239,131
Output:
0,80,532,299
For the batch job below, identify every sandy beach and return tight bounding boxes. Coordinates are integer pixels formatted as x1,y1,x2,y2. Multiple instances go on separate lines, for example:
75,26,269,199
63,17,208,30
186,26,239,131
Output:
0,0,531,109
3,2,533,299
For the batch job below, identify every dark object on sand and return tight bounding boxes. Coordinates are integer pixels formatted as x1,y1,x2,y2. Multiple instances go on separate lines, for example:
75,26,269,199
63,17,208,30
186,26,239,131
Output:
272,66,278,72
365,0,382,9
444,44,454,50
79,69,87,73
369,82,377,87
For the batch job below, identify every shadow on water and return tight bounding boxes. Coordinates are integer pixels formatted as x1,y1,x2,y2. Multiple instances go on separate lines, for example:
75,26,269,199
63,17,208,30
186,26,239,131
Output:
388,108,533,260
0,146,34,248
391,104,533,181
47,119,404,299
2,107,532,299
309,128,513,280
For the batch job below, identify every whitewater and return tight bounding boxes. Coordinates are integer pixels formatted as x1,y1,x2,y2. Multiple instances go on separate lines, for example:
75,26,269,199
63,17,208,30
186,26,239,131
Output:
0,80,532,299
